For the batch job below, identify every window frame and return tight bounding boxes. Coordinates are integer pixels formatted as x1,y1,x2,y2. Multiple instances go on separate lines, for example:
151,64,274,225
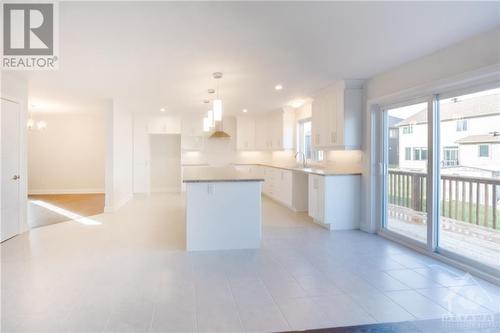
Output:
297,118,324,162
478,144,490,158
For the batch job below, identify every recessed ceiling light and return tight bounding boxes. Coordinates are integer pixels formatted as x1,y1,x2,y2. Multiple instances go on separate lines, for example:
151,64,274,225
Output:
242,109,248,113
160,107,166,112
275,84,283,91
288,99,305,108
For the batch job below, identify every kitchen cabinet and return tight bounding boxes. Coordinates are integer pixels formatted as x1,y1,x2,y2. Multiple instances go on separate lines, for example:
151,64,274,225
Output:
240,108,295,151
261,166,293,208
148,115,181,134
236,116,256,150
308,174,361,230
311,80,363,150
181,114,204,151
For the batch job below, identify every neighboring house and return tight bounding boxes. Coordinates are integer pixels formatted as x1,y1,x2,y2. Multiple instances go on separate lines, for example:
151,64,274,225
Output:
456,134,500,176
388,115,403,167
395,92,500,176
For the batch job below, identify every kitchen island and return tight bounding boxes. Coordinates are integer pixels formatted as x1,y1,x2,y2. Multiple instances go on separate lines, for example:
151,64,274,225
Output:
183,166,263,251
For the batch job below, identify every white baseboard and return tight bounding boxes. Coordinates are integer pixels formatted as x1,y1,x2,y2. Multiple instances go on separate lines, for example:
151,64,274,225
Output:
28,188,105,195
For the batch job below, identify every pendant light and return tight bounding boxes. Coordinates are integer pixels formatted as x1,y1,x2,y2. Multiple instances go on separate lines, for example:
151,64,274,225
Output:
203,117,210,132
212,72,223,121
207,110,214,128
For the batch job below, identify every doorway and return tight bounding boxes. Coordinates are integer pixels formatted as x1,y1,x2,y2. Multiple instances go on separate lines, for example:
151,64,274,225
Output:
150,134,181,192
1,98,21,242
26,111,106,228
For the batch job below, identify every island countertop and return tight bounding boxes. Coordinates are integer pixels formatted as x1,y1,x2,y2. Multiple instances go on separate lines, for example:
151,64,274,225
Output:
232,163,362,176
183,166,264,183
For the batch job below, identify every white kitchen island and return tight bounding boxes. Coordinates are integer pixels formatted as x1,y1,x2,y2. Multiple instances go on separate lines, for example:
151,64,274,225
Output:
183,166,263,251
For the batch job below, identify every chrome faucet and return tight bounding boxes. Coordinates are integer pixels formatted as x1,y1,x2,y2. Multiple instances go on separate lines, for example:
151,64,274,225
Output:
295,152,307,168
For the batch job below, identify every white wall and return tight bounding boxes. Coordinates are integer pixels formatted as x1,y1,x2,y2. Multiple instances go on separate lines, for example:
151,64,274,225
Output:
27,112,106,194
105,101,133,212
1,72,29,233
362,27,500,233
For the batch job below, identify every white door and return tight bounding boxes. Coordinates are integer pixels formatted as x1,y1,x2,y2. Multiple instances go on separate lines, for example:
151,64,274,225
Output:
1,98,21,242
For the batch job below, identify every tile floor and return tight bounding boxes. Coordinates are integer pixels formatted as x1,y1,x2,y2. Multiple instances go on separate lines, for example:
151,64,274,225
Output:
1,194,499,332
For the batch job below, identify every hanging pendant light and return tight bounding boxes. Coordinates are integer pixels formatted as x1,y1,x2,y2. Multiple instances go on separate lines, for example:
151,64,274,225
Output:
212,72,223,121
208,110,214,128
203,117,210,132
213,100,222,121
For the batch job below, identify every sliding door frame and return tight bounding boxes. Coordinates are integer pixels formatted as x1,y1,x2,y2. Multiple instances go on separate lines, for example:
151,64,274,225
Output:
377,79,500,283
379,96,433,250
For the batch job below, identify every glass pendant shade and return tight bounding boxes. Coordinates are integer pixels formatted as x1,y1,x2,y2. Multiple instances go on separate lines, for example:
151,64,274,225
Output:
213,99,222,121
207,110,214,127
203,117,210,132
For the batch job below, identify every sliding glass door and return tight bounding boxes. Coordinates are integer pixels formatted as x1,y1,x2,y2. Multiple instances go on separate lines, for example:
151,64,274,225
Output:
438,87,500,271
382,85,500,274
384,102,429,244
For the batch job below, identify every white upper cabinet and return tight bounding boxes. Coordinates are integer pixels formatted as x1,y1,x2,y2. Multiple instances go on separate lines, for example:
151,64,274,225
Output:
148,115,181,134
236,116,256,150
181,114,204,151
239,108,295,151
311,80,363,150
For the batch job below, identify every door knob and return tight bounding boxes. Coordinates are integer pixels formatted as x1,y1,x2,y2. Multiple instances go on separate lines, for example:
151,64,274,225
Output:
12,175,20,180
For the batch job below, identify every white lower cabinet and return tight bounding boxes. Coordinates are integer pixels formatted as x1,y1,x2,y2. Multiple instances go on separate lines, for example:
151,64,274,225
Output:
308,174,360,230
261,167,293,208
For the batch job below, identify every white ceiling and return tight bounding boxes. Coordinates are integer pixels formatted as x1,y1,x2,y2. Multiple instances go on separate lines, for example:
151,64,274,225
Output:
21,1,500,115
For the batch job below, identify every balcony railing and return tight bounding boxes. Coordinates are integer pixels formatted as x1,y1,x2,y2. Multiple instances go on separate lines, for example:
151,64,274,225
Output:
388,169,500,230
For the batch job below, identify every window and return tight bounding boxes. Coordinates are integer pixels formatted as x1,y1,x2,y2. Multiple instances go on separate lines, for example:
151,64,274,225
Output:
297,120,323,162
404,147,411,160
456,119,468,131
479,144,490,157
402,125,413,134
443,147,459,166
389,128,398,138
413,147,428,161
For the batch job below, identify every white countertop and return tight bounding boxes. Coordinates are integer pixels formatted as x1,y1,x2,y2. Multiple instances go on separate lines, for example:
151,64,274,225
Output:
182,166,264,183
233,163,362,176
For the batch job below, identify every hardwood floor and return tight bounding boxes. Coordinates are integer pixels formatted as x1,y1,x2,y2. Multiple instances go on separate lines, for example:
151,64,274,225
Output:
28,193,104,228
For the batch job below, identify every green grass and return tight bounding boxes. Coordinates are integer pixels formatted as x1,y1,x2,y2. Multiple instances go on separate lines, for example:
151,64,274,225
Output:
388,193,499,230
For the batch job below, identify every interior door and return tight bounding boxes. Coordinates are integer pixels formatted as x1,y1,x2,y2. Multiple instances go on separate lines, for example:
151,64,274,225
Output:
1,98,21,242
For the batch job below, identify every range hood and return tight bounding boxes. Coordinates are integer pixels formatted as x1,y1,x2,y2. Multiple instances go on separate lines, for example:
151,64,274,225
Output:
210,130,231,138
209,120,231,139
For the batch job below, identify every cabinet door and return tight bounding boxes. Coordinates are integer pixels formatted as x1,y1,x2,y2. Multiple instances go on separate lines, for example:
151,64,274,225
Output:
316,176,325,222
280,170,292,206
237,117,255,150
335,88,345,146
273,113,284,150
326,90,338,145
312,97,327,148
308,175,317,219
255,116,268,150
